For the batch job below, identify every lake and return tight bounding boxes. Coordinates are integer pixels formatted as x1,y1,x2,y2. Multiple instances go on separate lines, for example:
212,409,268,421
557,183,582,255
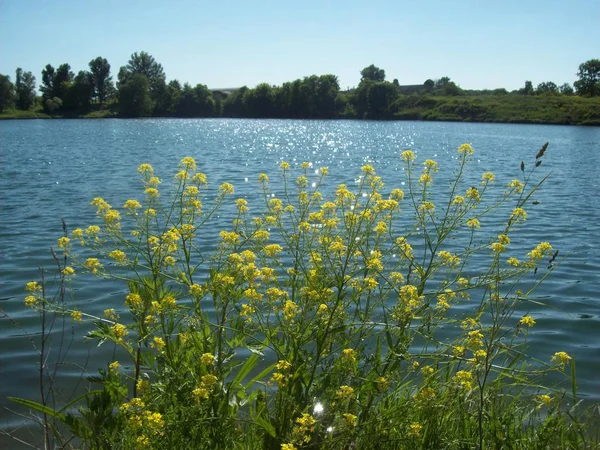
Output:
1,118,599,445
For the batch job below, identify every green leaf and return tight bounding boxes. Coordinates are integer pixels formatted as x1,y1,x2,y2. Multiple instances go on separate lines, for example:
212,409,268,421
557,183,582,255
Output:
8,397,66,421
232,353,259,388
254,415,276,438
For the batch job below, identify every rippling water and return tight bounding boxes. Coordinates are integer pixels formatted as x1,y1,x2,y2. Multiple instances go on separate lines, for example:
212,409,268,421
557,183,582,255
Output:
1,119,599,444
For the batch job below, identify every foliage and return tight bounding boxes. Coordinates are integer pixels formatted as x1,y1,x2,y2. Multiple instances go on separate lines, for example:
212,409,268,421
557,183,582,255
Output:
118,74,154,118
574,58,600,97
0,74,15,112
536,81,558,95
15,68,36,110
118,51,166,95
15,144,600,449
89,57,113,105
3,56,599,123
360,64,386,82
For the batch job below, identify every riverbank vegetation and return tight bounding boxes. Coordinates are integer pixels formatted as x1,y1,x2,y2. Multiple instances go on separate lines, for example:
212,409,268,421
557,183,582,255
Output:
11,144,600,449
1,53,599,125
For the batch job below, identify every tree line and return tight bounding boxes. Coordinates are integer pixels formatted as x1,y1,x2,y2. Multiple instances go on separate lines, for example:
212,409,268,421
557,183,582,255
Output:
1,52,599,119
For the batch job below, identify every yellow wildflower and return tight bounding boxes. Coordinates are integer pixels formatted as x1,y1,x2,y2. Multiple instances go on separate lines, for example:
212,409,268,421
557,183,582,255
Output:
85,258,103,275
551,351,571,366
111,323,128,340
458,143,474,155
57,236,70,249
180,156,196,170
218,182,234,195
342,413,358,428
201,353,215,365
336,385,355,400
137,163,154,175
71,310,83,322
481,172,495,183
511,207,527,222
123,199,142,210
263,244,283,257
519,315,536,327
536,394,553,408
409,423,423,438
508,179,524,193
108,249,127,263
400,150,416,162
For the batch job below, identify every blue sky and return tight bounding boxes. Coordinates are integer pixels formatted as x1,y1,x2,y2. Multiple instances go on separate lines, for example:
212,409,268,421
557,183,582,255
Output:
0,0,598,91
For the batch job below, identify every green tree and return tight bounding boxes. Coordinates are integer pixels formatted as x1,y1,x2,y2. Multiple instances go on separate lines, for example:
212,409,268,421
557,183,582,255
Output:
314,74,340,117
520,80,534,95
367,81,398,117
66,71,94,110
118,51,166,94
118,74,153,117
175,83,215,117
0,74,15,112
15,68,36,110
221,86,249,117
536,81,558,94
423,79,435,93
434,77,462,96
360,64,386,82
243,83,275,117
40,64,56,100
41,63,73,112
54,64,74,100
89,57,113,105
559,83,574,95
574,58,600,97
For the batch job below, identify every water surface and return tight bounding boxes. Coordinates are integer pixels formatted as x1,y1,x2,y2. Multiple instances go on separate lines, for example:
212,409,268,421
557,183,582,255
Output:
1,119,599,445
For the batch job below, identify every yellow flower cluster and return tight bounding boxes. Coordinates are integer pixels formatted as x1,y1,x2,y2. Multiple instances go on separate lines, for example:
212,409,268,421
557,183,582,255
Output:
551,351,571,366
452,370,473,389
519,315,536,327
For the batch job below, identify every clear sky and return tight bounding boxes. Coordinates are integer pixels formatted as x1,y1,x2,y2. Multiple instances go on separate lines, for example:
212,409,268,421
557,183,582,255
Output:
0,0,598,91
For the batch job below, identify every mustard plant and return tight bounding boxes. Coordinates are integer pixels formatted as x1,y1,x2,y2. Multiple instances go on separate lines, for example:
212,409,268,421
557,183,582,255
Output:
13,143,600,449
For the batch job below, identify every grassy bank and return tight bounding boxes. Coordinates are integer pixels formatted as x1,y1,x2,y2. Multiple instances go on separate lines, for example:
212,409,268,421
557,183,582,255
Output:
2,94,599,125
391,94,600,125
0,107,116,120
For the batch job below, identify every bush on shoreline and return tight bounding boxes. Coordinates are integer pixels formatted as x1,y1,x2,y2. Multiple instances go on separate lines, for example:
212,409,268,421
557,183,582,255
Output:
13,143,600,449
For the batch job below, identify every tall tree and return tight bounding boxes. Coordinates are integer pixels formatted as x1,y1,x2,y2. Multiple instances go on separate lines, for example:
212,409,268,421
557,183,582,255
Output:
360,64,386,82
89,57,113,104
40,64,56,99
574,59,600,97
53,63,74,100
15,68,36,110
118,51,165,93
41,63,73,111
66,71,94,110
118,74,153,117
367,82,398,117
0,74,15,112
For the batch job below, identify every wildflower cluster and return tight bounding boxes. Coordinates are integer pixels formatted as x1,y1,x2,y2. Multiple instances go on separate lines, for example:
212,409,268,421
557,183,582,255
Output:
18,144,584,450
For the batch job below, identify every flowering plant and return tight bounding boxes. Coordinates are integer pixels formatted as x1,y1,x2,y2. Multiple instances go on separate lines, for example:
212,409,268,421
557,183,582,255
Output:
15,142,594,449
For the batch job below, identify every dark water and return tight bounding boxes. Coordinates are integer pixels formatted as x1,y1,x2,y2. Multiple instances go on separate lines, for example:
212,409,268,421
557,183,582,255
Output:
1,119,599,444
